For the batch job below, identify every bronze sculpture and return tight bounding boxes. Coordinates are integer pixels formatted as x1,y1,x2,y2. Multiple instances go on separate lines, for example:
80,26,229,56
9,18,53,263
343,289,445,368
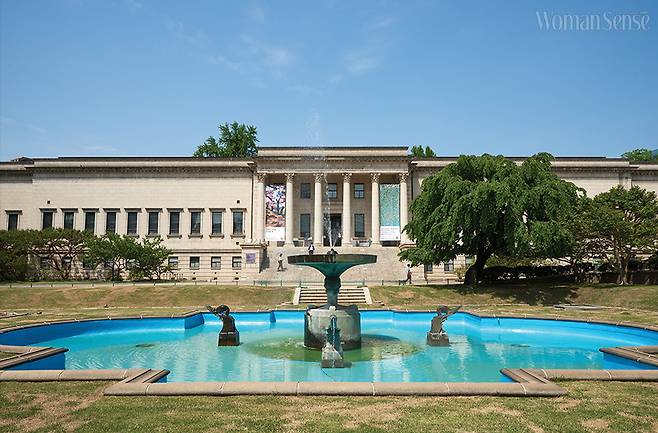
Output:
427,305,461,346
206,305,240,346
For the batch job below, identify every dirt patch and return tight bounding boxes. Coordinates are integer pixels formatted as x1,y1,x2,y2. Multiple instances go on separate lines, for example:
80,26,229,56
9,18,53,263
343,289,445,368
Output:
556,398,581,411
10,387,102,432
581,419,610,430
280,397,417,431
471,404,521,417
395,290,417,300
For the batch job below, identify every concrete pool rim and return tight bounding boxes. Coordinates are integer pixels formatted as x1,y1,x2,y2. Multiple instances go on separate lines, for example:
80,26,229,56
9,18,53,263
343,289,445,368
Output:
1,309,657,397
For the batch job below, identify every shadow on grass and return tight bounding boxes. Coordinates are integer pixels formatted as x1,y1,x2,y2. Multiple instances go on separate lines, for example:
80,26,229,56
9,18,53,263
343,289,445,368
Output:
441,283,581,306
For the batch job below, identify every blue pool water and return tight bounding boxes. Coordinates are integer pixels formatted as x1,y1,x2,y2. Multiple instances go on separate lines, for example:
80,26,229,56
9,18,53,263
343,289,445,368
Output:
2,311,657,382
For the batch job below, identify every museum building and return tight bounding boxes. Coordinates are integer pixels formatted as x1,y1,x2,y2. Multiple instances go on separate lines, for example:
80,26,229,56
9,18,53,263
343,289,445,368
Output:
1,146,657,282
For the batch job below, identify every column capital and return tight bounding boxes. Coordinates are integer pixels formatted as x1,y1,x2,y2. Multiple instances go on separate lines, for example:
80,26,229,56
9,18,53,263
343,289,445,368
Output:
256,172,267,183
342,172,352,182
371,172,380,183
285,172,295,182
398,172,409,182
314,173,324,182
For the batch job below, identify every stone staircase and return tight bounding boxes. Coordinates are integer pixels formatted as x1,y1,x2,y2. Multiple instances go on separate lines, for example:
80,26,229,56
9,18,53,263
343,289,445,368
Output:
294,285,372,305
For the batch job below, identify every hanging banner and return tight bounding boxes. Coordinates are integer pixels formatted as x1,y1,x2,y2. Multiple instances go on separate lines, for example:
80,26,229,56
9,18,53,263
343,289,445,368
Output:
379,183,400,241
265,184,286,241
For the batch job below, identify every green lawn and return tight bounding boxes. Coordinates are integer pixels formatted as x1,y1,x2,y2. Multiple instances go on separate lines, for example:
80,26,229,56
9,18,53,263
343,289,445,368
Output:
1,282,658,433
0,380,657,433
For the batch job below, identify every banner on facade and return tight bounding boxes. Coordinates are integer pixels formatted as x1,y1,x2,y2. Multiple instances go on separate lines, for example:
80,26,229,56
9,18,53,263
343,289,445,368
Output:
265,183,286,241
379,183,400,241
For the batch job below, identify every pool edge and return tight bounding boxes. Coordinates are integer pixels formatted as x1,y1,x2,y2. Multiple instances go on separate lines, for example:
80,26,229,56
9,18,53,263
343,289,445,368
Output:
1,308,658,397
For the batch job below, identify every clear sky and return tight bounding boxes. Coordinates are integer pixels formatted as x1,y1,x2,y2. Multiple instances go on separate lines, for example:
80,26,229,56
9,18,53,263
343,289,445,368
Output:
1,0,656,160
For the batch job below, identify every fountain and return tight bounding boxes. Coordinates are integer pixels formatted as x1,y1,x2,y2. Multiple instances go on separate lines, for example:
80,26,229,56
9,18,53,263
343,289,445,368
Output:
288,252,377,351
206,305,240,346
426,305,461,346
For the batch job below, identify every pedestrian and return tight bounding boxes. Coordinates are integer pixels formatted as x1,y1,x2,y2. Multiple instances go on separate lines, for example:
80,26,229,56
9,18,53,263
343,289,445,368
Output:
405,263,412,285
308,242,315,255
277,253,284,271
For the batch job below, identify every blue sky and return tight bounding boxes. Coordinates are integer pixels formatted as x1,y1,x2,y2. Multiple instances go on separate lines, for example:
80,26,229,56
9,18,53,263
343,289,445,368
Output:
1,0,656,160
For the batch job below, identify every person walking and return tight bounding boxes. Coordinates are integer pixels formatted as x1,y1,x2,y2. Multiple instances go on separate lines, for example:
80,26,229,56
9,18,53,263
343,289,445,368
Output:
308,242,315,255
405,263,412,285
277,253,284,271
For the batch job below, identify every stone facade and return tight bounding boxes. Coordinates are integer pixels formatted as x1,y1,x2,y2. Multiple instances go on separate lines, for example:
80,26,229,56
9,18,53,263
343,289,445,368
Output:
1,148,657,282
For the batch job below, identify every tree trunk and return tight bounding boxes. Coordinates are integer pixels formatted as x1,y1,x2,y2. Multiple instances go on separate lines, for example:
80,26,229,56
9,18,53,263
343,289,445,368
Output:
463,250,492,286
619,257,630,285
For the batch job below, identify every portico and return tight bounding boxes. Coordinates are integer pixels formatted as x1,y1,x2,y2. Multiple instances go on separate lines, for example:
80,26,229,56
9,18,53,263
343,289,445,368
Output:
253,169,410,249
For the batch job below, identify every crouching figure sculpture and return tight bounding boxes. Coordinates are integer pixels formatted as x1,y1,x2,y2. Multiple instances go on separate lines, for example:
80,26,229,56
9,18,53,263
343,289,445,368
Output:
321,315,344,368
206,305,240,346
427,305,461,346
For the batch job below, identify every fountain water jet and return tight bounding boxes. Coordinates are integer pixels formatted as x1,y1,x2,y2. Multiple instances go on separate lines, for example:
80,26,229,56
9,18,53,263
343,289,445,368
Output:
288,253,377,350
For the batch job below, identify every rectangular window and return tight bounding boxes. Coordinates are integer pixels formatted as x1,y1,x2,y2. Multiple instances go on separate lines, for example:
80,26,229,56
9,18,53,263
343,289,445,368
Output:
327,183,337,199
82,257,94,270
211,212,223,235
300,213,311,238
40,257,50,268
168,256,178,269
232,256,242,269
211,256,221,270
354,183,365,199
354,213,365,237
105,212,117,233
169,211,180,235
424,263,434,273
232,210,244,235
42,211,53,230
444,260,455,272
148,211,159,235
84,211,96,233
7,213,19,231
190,211,201,234
189,256,200,270
300,182,311,199
127,211,138,235
63,211,75,230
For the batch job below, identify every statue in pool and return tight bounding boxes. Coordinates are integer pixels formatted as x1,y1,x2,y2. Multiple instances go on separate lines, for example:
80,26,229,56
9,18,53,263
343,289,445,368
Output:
321,315,344,368
427,305,461,346
206,305,240,346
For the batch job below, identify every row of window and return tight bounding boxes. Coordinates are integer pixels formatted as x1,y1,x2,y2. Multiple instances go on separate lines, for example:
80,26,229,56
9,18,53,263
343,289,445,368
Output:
424,260,455,273
10,209,246,237
298,213,367,238
168,256,242,270
299,182,366,200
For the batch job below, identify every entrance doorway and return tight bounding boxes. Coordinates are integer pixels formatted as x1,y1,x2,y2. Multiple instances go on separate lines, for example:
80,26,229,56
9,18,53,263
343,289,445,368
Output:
323,214,342,247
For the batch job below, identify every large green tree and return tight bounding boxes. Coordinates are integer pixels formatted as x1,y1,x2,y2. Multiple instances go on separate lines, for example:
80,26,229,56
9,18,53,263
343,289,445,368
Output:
0,230,34,281
409,145,436,158
129,237,172,280
85,233,140,280
622,148,658,162
193,122,258,158
400,153,582,285
582,185,658,284
33,229,94,280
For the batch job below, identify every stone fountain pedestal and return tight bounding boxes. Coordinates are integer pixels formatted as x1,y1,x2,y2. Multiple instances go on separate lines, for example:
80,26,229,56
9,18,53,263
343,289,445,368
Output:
305,305,361,350
288,253,377,352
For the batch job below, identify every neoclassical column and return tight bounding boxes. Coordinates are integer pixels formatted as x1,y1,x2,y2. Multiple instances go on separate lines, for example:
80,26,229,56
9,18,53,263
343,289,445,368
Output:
285,172,295,246
313,173,323,246
399,172,409,244
342,172,352,247
370,173,380,245
255,172,266,242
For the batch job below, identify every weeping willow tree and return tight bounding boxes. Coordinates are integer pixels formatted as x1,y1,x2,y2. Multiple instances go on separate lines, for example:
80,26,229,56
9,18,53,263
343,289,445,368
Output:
400,153,582,285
